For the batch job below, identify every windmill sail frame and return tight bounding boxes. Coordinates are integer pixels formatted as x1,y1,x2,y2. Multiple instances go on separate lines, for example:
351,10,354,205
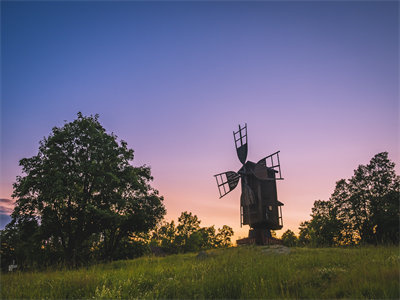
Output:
233,123,248,164
214,171,240,198
255,151,283,180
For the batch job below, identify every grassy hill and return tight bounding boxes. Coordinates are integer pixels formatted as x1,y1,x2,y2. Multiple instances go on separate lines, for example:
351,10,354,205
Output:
1,245,399,299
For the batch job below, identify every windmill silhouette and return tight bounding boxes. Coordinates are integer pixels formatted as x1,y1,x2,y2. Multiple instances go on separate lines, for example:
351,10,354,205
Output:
214,124,284,245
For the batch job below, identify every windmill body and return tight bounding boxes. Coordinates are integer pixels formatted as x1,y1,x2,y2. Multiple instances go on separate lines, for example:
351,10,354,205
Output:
214,124,284,245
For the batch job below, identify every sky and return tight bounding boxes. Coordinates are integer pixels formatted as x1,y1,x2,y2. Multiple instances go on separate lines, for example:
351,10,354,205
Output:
1,1,399,240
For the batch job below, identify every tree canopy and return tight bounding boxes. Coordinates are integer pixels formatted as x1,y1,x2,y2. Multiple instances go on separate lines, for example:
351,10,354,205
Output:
281,229,297,247
5,113,166,266
299,152,399,246
151,211,234,254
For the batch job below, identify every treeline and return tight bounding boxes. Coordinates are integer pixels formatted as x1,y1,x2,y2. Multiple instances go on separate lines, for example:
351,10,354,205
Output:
151,212,233,254
281,152,399,247
0,210,233,272
0,113,232,271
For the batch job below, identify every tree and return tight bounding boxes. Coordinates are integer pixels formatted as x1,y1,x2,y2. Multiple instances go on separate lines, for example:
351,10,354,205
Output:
281,229,298,247
0,215,43,270
365,152,399,244
152,221,178,253
150,212,234,253
177,211,201,238
11,113,165,265
215,225,234,248
298,221,311,246
197,226,217,249
299,152,399,246
331,152,399,245
176,211,201,251
329,179,357,245
298,200,346,247
307,200,344,246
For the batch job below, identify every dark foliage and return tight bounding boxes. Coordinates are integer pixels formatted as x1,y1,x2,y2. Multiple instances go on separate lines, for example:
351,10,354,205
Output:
299,152,399,246
151,211,234,254
1,113,165,269
281,229,298,247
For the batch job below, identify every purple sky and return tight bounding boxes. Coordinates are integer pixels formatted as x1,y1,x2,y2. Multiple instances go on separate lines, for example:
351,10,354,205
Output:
1,1,398,239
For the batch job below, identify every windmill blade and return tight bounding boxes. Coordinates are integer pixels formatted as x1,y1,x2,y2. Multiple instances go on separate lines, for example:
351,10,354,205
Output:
233,124,248,164
254,150,283,180
214,171,240,198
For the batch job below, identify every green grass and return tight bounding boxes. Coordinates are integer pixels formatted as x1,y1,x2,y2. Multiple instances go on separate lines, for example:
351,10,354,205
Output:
1,246,399,299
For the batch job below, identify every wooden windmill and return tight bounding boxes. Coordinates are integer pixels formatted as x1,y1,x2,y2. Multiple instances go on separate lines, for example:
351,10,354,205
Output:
214,124,284,245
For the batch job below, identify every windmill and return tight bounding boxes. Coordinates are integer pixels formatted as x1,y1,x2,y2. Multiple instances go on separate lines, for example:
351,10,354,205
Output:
214,124,284,245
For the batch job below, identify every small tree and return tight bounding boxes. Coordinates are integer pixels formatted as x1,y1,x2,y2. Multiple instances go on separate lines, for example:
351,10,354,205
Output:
176,211,201,251
197,226,217,249
216,225,234,248
298,221,311,246
153,221,178,253
151,212,234,253
0,215,43,270
281,229,297,247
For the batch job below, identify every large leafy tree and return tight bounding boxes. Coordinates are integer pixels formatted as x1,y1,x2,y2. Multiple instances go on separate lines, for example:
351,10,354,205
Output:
300,152,399,246
332,152,399,244
11,113,165,265
365,153,399,243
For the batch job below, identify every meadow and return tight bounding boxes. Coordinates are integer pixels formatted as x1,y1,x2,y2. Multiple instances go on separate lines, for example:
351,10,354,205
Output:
1,246,399,299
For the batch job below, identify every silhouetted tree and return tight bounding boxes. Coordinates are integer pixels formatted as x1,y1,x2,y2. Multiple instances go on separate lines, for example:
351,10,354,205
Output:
216,225,234,247
308,200,344,246
281,229,298,247
363,152,399,244
299,152,399,246
329,179,356,245
331,152,399,244
0,215,42,270
298,221,311,246
176,211,201,251
197,226,217,249
11,113,165,265
152,221,178,253
151,212,234,253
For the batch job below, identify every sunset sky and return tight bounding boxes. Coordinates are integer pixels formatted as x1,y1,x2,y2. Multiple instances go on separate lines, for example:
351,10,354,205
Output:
1,1,398,240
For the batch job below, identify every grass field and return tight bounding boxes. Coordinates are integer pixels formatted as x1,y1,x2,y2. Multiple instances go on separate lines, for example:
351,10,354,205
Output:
1,246,399,299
